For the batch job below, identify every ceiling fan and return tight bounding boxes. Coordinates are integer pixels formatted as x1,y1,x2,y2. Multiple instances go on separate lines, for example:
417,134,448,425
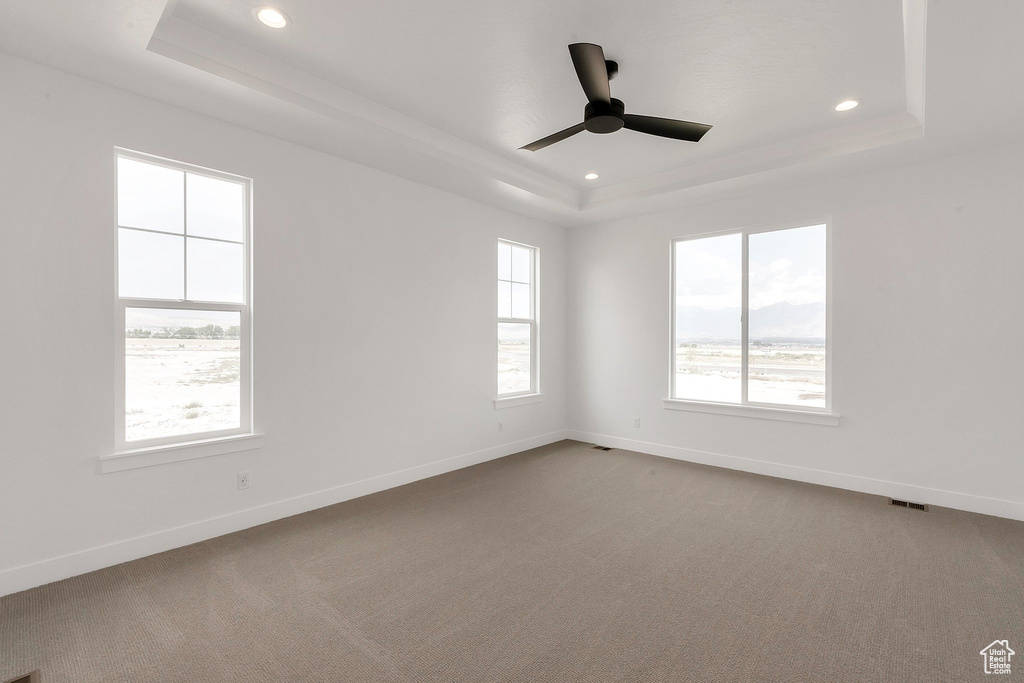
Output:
520,43,712,152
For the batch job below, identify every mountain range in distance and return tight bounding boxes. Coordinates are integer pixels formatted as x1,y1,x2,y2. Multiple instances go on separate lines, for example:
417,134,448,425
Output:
676,301,824,342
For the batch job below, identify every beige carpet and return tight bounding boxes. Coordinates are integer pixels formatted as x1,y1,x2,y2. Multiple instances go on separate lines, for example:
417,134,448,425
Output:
2,440,1022,682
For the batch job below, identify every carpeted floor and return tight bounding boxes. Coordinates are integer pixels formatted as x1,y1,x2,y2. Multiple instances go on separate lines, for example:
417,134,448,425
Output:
2,440,1022,682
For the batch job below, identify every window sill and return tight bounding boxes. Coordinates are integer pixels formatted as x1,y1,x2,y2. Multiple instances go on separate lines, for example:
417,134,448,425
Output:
101,433,265,473
493,393,544,409
663,399,840,426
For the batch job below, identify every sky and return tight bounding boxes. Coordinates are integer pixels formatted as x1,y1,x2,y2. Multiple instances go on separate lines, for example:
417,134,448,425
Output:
675,225,826,311
126,308,240,331
118,156,246,304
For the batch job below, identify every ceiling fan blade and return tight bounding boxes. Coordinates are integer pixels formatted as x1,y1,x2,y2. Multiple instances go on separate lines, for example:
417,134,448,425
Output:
568,43,611,104
623,114,712,142
519,122,586,152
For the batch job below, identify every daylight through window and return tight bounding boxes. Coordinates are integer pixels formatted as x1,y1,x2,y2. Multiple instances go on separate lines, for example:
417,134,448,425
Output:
672,224,828,410
116,152,251,448
497,240,538,396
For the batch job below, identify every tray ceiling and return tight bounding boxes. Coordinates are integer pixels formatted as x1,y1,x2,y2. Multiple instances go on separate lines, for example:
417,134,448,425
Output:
5,1,1024,224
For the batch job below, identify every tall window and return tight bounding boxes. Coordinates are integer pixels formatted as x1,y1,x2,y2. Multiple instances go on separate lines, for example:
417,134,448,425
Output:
116,151,252,449
497,240,538,396
672,223,828,410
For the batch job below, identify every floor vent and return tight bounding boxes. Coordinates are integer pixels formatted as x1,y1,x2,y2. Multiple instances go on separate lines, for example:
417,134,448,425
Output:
4,672,40,683
592,446,613,451
890,498,928,511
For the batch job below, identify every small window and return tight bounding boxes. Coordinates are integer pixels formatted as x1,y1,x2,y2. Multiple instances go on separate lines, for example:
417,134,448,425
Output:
497,240,538,396
672,223,828,410
116,151,252,449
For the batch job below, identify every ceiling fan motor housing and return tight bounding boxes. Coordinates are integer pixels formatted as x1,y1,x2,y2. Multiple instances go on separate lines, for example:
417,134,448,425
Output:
585,98,625,134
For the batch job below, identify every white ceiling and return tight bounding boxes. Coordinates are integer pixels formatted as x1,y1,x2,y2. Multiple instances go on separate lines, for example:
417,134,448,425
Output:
2,0,1024,225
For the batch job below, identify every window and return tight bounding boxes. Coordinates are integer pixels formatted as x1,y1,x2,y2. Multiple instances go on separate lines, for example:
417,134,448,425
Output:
497,240,538,397
671,223,829,411
115,151,252,450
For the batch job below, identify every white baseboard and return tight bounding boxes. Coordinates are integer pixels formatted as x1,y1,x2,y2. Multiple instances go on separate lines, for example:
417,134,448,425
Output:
0,430,569,598
567,431,1024,522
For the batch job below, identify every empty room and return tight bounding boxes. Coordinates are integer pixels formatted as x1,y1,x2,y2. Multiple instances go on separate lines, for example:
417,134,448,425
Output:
1,0,1022,681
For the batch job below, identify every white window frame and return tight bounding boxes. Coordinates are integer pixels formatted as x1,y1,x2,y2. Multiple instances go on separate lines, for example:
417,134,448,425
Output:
666,220,837,424
496,239,540,401
112,149,256,457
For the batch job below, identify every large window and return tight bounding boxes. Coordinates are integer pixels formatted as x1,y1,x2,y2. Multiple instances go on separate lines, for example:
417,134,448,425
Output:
497,240,538,396
115,151,252,449
672,223,828,411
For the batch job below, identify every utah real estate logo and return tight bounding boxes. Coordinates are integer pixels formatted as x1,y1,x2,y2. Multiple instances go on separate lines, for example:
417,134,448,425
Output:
980,640,1014,675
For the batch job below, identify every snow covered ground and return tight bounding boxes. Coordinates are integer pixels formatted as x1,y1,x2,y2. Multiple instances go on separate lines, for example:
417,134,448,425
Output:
498,341,530,395
125,337,240,442
675,343,825,407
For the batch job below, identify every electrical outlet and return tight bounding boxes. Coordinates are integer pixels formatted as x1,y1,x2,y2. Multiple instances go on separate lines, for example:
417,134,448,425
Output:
497,421,504,433
238,471,250,490
633,417,641,428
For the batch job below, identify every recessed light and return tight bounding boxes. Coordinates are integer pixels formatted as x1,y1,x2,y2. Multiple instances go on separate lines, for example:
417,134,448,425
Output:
584,173,599,180
834,99,859,112
255,6,288,28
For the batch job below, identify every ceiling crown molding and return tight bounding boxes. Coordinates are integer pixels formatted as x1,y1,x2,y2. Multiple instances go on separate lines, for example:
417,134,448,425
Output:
147,0,927,224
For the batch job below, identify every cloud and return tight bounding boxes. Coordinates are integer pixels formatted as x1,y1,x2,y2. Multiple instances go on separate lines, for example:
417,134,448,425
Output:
675,249,741,309
676,231,825,311
749,259,824,309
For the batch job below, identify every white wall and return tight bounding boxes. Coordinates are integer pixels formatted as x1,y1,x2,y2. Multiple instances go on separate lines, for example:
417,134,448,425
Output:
0,55,568,595
567,142,1024,520
4,50,1023,599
